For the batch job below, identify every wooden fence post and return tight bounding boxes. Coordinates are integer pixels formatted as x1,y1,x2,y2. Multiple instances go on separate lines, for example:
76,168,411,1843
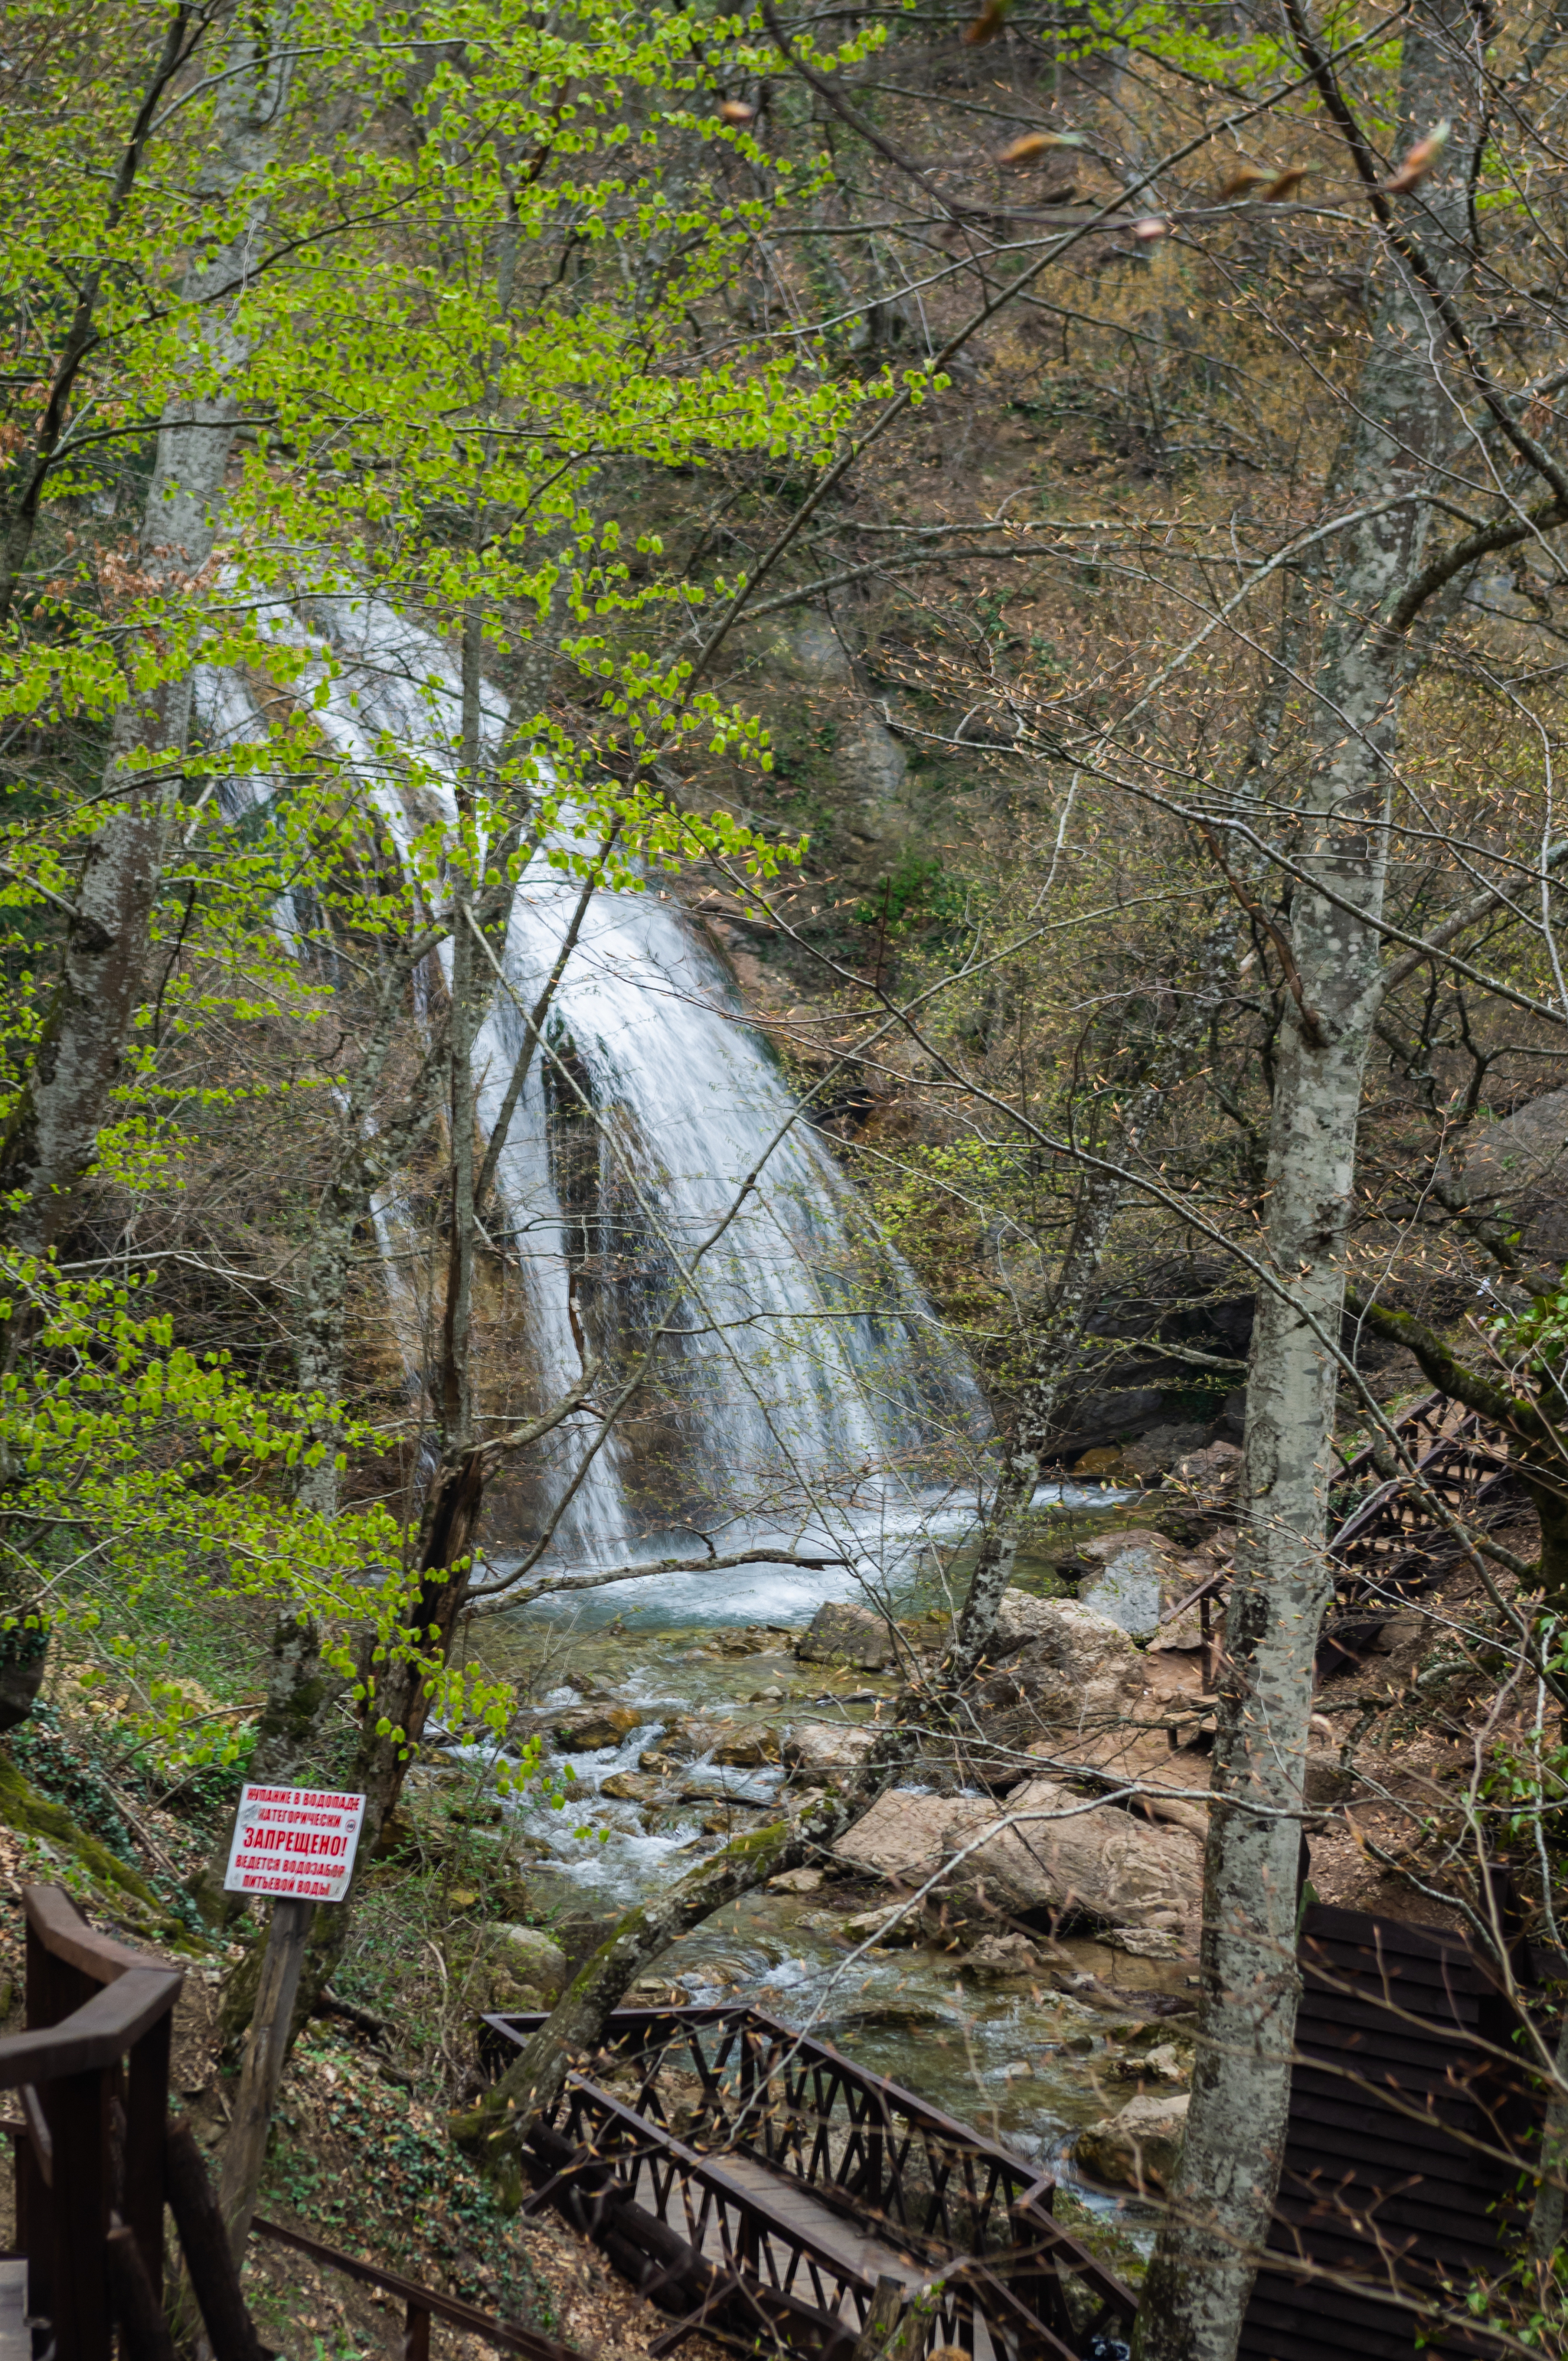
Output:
217,1895,315,2255
123,2001,173,2293
48,2064,112,2361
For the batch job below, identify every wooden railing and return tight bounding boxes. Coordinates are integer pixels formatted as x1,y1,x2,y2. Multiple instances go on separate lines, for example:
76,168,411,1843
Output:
1158,1395,1527,1674
482,2003,1139,2359
3,1885,580,2361
251,2216,580,2361
5,1882,190,2361
1325,1394,1521,1654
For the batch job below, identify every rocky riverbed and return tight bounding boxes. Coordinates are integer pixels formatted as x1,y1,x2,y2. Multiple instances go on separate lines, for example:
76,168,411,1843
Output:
431,1484,1266,2271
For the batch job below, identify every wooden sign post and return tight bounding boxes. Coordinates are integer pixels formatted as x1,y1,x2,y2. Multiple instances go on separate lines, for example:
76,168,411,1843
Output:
216,1785,366,2255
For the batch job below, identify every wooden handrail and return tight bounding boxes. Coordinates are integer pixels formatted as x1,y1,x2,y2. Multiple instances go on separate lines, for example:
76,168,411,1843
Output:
0,1964,181,2090
21,1884,162,1987
3,1896,586,2361
488,2004,1141,2359
4,1889,188,2361
252,2217,583,2361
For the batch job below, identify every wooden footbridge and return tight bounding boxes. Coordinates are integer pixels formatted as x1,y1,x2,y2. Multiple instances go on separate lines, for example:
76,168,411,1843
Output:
1165,1391,1528,1672
1319,1393,1525,1665
482,2003,1138,2361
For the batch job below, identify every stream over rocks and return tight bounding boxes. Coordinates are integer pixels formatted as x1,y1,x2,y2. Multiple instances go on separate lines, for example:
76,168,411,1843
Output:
439,1523,1226,2269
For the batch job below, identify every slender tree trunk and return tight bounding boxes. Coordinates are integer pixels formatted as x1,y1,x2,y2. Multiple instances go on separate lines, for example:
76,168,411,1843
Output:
0,8,295,1256
217,1896,315,2251
1133,18,1475,2357
1527,2009,1568,2262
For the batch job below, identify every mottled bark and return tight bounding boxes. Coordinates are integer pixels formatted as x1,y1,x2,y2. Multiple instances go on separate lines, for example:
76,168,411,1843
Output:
1133,16,1477,2359
0,9,295,1256
198,1602,343,1932
1528,2010,1568,2261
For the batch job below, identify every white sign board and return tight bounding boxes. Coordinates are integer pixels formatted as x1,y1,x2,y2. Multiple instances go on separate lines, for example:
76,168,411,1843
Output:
224,1783,366,1904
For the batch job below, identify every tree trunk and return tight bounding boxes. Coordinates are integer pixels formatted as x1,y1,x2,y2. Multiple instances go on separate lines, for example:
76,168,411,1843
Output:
0,8,295,1257
0,7,209,625
1527,2008,1568,2263
217,1896,315,2252
1132,19,1475,2359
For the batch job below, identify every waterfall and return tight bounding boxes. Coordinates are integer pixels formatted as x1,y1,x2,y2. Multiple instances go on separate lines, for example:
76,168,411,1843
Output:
197,593,990,1590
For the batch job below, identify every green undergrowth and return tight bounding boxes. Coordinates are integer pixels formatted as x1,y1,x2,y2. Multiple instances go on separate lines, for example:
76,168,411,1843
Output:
0,1746,157,1904
0,1735,209,1951
263,2026,557,2332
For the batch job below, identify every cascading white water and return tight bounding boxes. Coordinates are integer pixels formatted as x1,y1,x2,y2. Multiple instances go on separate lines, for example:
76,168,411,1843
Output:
198,592,990,1585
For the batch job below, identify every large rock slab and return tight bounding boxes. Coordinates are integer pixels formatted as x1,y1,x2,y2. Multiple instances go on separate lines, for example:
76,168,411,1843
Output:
1075,2092,1189,2193
782,1720,879,1773
1073,1528,1174,1639
796,1601,897,1670
835,1790,995,1884
959,1777,1202,1932
836,1777,1202,1935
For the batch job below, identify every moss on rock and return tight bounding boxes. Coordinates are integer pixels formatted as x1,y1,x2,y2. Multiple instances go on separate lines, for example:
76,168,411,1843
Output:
0,1748,159,1907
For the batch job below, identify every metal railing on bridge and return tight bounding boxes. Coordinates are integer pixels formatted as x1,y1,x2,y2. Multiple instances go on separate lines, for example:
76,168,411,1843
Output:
482,2002,1138,2360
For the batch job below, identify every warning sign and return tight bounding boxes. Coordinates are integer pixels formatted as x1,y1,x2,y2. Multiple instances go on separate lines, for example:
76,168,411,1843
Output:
223,1784,366,1904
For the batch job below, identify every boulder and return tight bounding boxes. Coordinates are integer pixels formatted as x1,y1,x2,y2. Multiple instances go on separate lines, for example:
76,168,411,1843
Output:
1074,1529,1174,1640
1454,1087,1568,1256
991,1592,1142,1681
840,1905,921,1946
482,1922,568,2012
1133,2041,1191,2085
1173,1439,1242,1498
714,1629,778,1657
1121,1424,1210,1481
768,1866,825,1894
710,1725,780,1768
978,1596,1145,1735
1074,2092,1189,2194
782,1721,878,1774
836,1779,1202,1936
1106,1925,1191,1961
795,1602,897,1671
552,1705,643,1750
963,1932,1044,1980
639,1719,720,1772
